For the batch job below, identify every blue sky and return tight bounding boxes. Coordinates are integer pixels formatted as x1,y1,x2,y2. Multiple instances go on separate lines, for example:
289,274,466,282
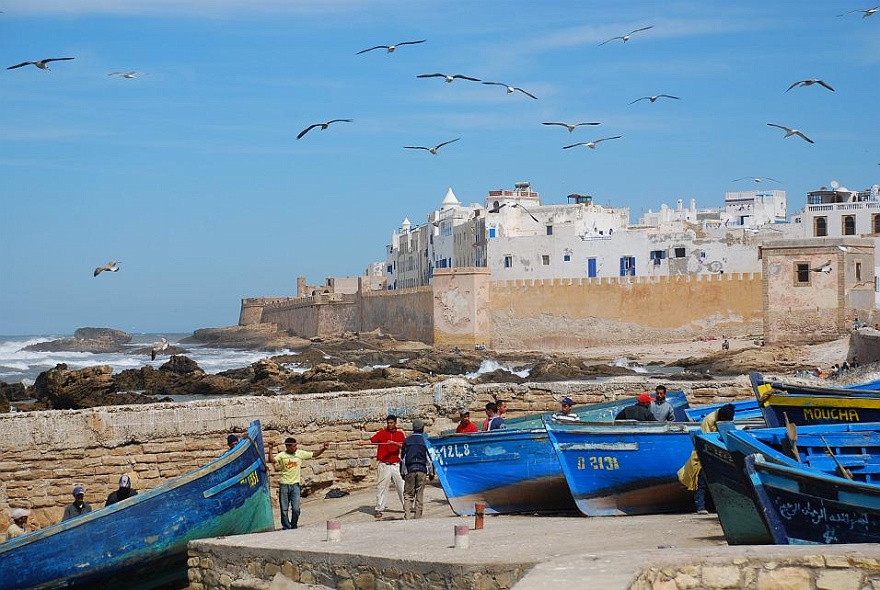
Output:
1,1,878,335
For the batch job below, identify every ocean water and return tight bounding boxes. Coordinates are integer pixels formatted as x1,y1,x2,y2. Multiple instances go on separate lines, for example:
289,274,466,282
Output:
0,334,292,386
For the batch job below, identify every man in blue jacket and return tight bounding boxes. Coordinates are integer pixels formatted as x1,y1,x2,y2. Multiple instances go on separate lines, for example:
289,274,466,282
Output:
400,419,435,520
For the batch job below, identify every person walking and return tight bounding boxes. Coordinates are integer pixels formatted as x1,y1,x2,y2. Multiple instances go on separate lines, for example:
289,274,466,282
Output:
105,474,138,506
6,508,29,540
267,437,328,529
62,486,92,522
650,385,676,422
399,419,435,519
678,403,736,513
361,415,406,520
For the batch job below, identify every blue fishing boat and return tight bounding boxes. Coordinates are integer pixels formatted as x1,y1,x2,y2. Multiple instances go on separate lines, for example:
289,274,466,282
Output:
0,420,274,590
427,392,688,515
750,371,880,428
745,453,880,544
684,398,762,423
545,418,700,516
696,422,880,545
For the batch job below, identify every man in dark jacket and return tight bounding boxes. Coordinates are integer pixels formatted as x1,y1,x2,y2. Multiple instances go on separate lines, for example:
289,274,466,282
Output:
615,393,658,421
105,474,138,506
400,419,435,520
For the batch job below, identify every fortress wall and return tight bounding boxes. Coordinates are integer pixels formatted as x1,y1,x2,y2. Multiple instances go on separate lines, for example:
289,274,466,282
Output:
488,272,763,351
359,287,433,342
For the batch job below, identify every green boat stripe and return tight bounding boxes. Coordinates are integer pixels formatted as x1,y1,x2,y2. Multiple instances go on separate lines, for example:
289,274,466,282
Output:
203,459,263,499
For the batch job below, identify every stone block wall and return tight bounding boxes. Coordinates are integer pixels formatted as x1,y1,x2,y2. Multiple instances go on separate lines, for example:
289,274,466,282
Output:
359,286,433,343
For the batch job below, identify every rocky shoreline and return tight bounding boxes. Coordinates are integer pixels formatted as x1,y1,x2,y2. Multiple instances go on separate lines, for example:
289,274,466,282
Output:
2,323,863,413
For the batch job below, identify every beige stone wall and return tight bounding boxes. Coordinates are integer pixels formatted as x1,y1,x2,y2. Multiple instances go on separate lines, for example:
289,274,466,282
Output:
359,286,434,342
432,268,492,349
488,273,763,351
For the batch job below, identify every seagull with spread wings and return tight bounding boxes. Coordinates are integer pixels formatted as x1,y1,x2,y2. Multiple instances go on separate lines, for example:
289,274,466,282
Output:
563,136,622,149
150,337,169,361
599,25,654,45
417,73,481,83
811,260,833,273
542,122,601,133
404,138,460,155
767,123,814,144
837,6,879,17
630,94,679,104
481,82,537,99
356,40,426,55
109,71,144,79
786,79,834,92
7,57,75,70
296,119,352,140
94,260,120,277
510,203,539,223
733,177,782,183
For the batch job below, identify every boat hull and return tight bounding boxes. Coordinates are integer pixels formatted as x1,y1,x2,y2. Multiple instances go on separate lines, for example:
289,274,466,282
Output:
546,420,698,516
0,420,274,590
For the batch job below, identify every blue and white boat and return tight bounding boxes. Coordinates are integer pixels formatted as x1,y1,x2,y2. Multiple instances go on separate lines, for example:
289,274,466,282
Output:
684,398,762,423
745,452,880,544
0,420,274,590
545,418,700,516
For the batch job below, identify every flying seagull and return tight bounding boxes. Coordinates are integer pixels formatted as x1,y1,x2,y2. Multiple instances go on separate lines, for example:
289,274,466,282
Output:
786,79,834,92
416,73,481,83
510,202,539,223
767,123,814,144
356,40,426,55
296,119,352,140
542,122,601,132
109,71,144,79
7,57,75,70
630,94,679,104
404,138,460,155
599,25,654,46
732,177,781,183
93,260,120,277
481,82,537,99
811,260,833,273
562,136,622,149
150,337,168,361
837,6,880,17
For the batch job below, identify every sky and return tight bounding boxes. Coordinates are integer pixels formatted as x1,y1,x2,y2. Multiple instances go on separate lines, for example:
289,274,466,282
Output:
1,1,878,336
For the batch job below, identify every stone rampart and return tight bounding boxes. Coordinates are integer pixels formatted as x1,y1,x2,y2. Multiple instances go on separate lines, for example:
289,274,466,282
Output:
359,286,433,342
0,378,750,531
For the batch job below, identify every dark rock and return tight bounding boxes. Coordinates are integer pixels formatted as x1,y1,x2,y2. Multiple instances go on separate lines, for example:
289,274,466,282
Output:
0,382,28,401
28,363,167,409
180,324,311,350
159,355,205,375
23,327,133,353
73,327,131,343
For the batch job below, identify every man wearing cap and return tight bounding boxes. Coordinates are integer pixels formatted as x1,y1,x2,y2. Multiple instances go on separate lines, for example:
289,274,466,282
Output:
62,486,92,521
105,474,138,506
399,419,435,519
267,437,329,529
650,385,676,422
456,410,478,433
360,415,406,520
552,397,580,422
226,434,239,449
614,393,658,421
6,508,30,540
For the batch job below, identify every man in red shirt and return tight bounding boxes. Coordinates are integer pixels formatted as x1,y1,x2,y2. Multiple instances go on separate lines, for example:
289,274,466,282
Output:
362,414,406,519
456,410,478,433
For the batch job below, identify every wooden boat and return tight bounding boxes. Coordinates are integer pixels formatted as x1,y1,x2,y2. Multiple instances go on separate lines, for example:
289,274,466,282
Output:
545,418,700,516
0,420,274,590
696,422,880,545
427,392,688,516
684,398,762,423
745,452,880,544
750,371,880,428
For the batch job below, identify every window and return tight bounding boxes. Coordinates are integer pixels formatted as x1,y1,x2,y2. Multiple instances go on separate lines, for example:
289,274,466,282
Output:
563,253,571,262
542,255,550,265
815,216,827,237
546,225,553,236
873,214,880,234
386,265,392,274
843,216,856,236
619,256,636,276
856,261,862,282
795,262,810,285
503,255,512,268
650,250,666,265
489,227,497,238
673,247,686,258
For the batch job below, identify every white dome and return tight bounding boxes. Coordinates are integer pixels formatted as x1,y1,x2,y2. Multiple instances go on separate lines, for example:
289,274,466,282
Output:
440,187,460,208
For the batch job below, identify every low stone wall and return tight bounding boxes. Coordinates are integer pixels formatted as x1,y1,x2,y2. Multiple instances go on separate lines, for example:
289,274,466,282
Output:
0,377,751,531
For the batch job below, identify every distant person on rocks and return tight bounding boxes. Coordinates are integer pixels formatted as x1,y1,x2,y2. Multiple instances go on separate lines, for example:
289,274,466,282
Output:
650,385,675,422
552,397,579,422
483,402,505,431
6,508,30,540
105,474,138,506
615,393,658,421
678,403,736,514
267,437,329,529
399,419,435,520
456,410,479,433
227,434,239,449
360,415,405,520
62,486,92,522
721,338,729,351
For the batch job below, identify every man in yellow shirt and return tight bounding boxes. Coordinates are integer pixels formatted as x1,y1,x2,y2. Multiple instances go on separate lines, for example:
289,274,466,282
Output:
267,437,328,529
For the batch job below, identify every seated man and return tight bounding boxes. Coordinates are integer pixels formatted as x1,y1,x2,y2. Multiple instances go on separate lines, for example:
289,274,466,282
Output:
552,397,579,422
615,393,658,421
105,474,138,506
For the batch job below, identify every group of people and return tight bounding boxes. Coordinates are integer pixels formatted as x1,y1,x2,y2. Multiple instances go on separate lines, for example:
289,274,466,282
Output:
613,385,676,422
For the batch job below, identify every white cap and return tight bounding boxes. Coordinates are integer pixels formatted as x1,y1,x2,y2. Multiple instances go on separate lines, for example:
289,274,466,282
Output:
11,508,30,520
